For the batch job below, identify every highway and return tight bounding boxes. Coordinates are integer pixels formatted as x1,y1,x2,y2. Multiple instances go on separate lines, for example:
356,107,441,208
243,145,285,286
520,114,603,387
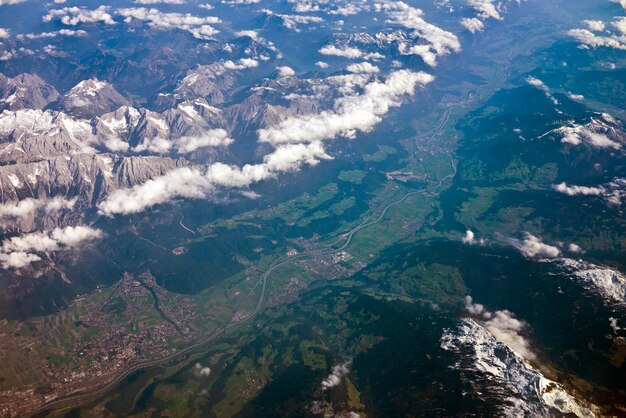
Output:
26,132,458,418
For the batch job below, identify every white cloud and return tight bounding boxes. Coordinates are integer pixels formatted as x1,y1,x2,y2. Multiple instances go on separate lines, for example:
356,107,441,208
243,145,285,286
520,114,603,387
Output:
0,197,76,220
16,29,87,40
0,28,9,39
461,17,484,33
235,30,258,39
568,15,626,51
132,136,172,154
462,230,475,244
194,363,211,376
0,251,42,269
582,20,605,32
0,226,102,269
315,61,329,69
509,233,561,259
321,361,351,389
550,123,621,149
553,182,604,196
553,178,626,207
381,1,460,66
259,70,434,145
261,9,323,31
99,69,434,216
222,0,260,4
464,296,536,361
98,167,210,216
568,243,584,254
175,129,234,153
567,92,584,101
117,7,221,39
223,58,258,69
0,0,27,5
319,44,364,59
43,6,116,26
467,0,502,20
614,16,626,35
330,3,364,16
525,76,558,105
98,141,331,215
276,66,296,77
135,0,186,4
441,313,597,417
346,62,379,74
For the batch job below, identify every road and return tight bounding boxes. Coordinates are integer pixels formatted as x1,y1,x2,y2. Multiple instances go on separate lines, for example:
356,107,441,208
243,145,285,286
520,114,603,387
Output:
26,128,459,418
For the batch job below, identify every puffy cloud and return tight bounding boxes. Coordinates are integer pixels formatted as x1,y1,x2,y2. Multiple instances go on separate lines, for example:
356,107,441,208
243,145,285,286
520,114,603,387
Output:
235,29,258,39
175,129,234,153
276,66,296,77
467,0,502,20
568,28,626,50
98,167,210,216
509,233,561,259
614,16,626,35
132,136,171,154
553,178,626,207
605,178,626,206
98,141,331,215
117,7,221,39
0,197,76,220
567,92,584,101
261,9,323,31
16,29,87,40
99,68,434,216
43,6,117,26
346,62,379,74
464,296,536,361
462,230,475,244
50,226,102,246
441,312,597,417
329,3,365,16
461,17,484,33
553,182,604,196
462,229,486,245
222,0,260,4
319,44,364,59
262,141,330,172
568,15,626,51
583,20,605,32
525,76,558,105
223,58,259,69
568,243,584,254
0,252,42,269
0,28,9,39
0,0,27,4
194,363,211,376
135,0,186,4
321,361,351,389
550,123,622,149
0,47,34,61
259,70,434,145
0,226,102,269
381,1,460,66
315,61,329,69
